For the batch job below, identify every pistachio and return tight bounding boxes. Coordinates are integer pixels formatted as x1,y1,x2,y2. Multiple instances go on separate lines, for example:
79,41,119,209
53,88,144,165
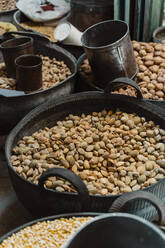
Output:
66,155,75,166
155,174,164,180
86,145,94,152
145,161,154,171
85,137,93,144
85,152,93,159
78,148,85,155
55,186,65,192
157,160,165,168
132,184,141,191
60,159,70,169
138,175,146,184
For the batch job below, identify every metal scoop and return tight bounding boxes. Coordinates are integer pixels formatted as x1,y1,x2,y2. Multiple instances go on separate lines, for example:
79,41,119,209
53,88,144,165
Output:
54,22,82,46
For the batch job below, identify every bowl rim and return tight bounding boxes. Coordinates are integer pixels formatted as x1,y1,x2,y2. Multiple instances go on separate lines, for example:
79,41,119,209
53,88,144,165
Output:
0,212,100,245
0,8,17,14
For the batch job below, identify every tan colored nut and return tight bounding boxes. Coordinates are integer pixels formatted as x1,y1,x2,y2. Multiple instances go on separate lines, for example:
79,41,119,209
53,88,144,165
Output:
143,54,154,61
144,70,152,77
149,65,159,73
134,51,139,57
137,72,144,80
145,45,154,53
157,76,165,83
153,57,163,64
147,83,155,89
156,83,164,90
139,65,147,72
137,60,143,65
143,76,150,83
139,50,147,56
150,73,157,80
133,42,141,51
155,44,163,50
154,51,162,56
160,52,165,58
156,91,164,98
144,60,154,66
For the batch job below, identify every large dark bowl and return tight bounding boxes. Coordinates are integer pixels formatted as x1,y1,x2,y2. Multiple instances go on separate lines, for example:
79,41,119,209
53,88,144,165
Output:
5,79,165,218
0,35,77,134
64,213,165,248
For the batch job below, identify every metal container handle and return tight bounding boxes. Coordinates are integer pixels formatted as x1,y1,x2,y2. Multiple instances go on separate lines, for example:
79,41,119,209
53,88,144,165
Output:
104,77,143,99
38,167,90,207
108,191,165,226
3,31,49,43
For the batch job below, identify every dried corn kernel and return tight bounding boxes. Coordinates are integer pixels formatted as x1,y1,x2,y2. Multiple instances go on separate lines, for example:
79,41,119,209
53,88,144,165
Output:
0,217,92,248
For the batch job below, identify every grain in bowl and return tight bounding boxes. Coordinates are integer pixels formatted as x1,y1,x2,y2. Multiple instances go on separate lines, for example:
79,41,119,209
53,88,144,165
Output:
0,217,93,248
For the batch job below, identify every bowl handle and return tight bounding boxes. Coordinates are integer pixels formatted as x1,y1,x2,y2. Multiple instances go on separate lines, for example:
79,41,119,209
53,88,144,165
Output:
3,31,49,43
104,77,143,99
38,167,90,208
108,191,165,226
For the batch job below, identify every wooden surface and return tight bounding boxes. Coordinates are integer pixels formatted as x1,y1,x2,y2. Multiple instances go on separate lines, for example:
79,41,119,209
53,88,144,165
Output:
0,136,34,238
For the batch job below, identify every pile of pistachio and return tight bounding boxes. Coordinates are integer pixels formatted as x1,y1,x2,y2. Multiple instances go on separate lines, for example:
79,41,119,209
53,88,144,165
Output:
11,109,165,195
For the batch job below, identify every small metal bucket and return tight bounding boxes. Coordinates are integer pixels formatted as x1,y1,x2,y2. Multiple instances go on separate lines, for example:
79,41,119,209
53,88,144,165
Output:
15,54,42,92
81,20,138,89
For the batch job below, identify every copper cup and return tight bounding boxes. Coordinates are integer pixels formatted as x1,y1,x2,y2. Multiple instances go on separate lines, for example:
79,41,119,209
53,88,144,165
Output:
15,54,42,92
